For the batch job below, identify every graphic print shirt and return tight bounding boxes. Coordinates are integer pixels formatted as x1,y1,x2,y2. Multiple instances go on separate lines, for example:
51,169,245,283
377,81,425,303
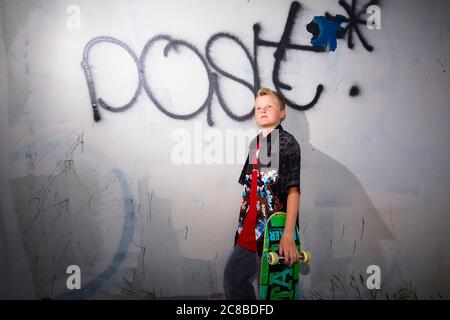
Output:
235,124,301,256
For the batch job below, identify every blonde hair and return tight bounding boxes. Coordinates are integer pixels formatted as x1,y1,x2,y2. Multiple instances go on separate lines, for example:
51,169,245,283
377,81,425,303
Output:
256,88,285,110
256,87,286,121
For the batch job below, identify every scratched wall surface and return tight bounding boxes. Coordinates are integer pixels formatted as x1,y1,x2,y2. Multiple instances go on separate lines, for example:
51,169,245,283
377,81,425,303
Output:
0,0,449,299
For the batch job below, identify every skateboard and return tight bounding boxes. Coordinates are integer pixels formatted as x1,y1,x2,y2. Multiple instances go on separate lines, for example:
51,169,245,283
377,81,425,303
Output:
259,212,311,300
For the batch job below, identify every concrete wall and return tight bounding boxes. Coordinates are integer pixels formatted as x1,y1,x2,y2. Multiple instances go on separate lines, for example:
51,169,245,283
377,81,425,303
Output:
0,0,449,299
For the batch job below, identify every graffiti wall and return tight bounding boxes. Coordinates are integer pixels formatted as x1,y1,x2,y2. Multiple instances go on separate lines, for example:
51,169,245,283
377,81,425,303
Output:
0,0,449,299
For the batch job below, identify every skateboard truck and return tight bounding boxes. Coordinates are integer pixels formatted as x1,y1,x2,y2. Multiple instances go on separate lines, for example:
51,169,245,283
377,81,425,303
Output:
267,251,311,266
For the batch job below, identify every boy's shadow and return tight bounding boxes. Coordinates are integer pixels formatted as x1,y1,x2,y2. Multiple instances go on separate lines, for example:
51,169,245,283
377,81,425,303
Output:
283,113,394,299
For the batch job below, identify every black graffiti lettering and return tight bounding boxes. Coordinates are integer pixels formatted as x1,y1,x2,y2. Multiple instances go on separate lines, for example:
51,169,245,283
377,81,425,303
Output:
254,2,325,111
82,1,377,124
81,36,143,122
206,33,258,123
349,85,361,97
140,35,215,125
325,0,378,52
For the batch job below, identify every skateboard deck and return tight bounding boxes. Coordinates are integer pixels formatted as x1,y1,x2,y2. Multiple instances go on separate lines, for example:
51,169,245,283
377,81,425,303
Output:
259,212,310,300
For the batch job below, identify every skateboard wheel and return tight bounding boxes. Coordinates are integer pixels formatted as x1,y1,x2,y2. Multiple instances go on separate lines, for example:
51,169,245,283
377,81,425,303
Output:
268,252,279,265
300,250,311,263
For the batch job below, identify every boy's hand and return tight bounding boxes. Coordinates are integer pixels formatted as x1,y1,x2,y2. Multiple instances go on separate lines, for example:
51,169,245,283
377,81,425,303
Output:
279,231,300,266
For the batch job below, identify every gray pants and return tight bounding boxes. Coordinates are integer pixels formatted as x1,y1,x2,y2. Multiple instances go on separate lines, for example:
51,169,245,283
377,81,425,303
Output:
223,245,261,300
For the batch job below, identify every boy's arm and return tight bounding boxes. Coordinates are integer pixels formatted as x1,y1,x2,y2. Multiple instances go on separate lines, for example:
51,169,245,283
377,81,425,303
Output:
279,186,300,266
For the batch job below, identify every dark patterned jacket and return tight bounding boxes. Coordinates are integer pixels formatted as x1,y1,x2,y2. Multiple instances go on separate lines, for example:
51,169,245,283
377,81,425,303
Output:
234,123,301,256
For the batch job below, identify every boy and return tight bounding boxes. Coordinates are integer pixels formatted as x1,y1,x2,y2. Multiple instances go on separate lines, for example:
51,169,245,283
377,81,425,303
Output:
224,88,302,300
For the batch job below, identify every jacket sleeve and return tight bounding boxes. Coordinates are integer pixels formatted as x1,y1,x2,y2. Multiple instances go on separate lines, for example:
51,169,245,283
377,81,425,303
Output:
238,154,249,186
285,140,301,193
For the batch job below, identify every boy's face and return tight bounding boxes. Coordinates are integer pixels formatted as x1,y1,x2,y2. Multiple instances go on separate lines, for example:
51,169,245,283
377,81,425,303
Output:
255,94,286,128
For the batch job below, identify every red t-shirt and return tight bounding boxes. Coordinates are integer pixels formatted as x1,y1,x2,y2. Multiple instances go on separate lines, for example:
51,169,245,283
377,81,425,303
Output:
237,141,260,252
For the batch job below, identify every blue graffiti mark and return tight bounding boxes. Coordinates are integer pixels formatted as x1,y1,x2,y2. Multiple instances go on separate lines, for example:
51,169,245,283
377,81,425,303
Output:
307,15,346,52
10,140,61,163
10,136,135,299
325,0,379,52
57,168,135,299
10,142,36,162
